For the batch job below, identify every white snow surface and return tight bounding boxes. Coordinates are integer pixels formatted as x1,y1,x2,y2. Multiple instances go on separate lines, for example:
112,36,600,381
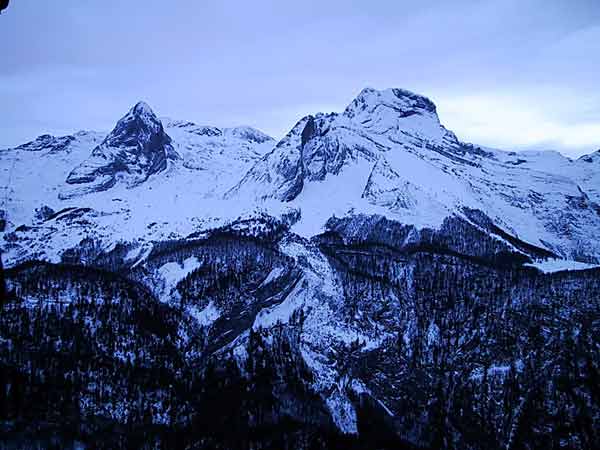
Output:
188,301,221,328
525,258,599,273
157,256,202,302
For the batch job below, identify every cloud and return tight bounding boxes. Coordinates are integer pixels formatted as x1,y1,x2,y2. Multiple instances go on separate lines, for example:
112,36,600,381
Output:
0,0,598,156
437,92,600,156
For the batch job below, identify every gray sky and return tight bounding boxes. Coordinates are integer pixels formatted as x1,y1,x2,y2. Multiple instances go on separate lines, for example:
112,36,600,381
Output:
1,0,599,157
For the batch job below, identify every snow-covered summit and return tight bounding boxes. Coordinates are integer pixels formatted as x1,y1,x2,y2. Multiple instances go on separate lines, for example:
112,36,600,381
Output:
342,87,448,142
100,100,169,148
60,101,176,199
130,100,155,117
224,126,274,144
161,118,274,144
0,103,275,265
579,149,600,164
345,87,438,120
12,134,76,153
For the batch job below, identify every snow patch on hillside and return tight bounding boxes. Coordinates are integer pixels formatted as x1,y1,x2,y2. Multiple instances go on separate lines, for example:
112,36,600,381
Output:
158,256,201,298
525,259,599,273
188,301,221,327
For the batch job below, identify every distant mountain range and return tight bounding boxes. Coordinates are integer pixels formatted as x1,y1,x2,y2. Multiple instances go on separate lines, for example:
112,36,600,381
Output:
1,88,599,449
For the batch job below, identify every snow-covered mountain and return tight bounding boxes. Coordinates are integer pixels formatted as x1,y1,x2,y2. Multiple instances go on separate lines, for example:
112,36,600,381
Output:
1,88,600,449
231,87,600,262
3,88,599,266
0,101,275,264
61,101,177,199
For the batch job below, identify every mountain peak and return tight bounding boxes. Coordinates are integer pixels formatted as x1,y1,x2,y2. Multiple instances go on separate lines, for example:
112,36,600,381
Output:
61,101,174,198
106,101,165,146
344,87,438,121
224,126,274,144
342,87,444,142
119,101,161,130
131,100,155,117
579,149,600,163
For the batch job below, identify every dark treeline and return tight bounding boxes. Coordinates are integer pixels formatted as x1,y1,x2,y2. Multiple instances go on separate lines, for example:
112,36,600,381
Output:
1,212,599,449
0,261,404,449
317,221,600,449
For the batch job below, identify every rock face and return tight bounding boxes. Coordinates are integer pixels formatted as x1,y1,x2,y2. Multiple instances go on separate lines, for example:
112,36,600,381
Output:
1,87,600,449
61,102,176,198
229,88,453,202
14,134,76,153
227,115,311,201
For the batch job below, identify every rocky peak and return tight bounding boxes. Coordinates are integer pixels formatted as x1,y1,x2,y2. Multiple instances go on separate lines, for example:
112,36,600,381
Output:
579,149,600,163
344,87,438,121
103,101,166,149
341,87,445,144
228,88,447,204
14,134,76,153
224,126,274,144
62,101,176,198
131,100,154,116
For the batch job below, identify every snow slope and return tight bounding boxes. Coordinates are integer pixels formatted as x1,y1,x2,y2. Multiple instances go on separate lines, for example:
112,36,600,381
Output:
2,87,600,267
232,87,600,262
0,103,274,265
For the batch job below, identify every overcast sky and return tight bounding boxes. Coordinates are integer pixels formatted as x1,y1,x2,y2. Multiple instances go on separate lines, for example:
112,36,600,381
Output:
1,0,599,156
